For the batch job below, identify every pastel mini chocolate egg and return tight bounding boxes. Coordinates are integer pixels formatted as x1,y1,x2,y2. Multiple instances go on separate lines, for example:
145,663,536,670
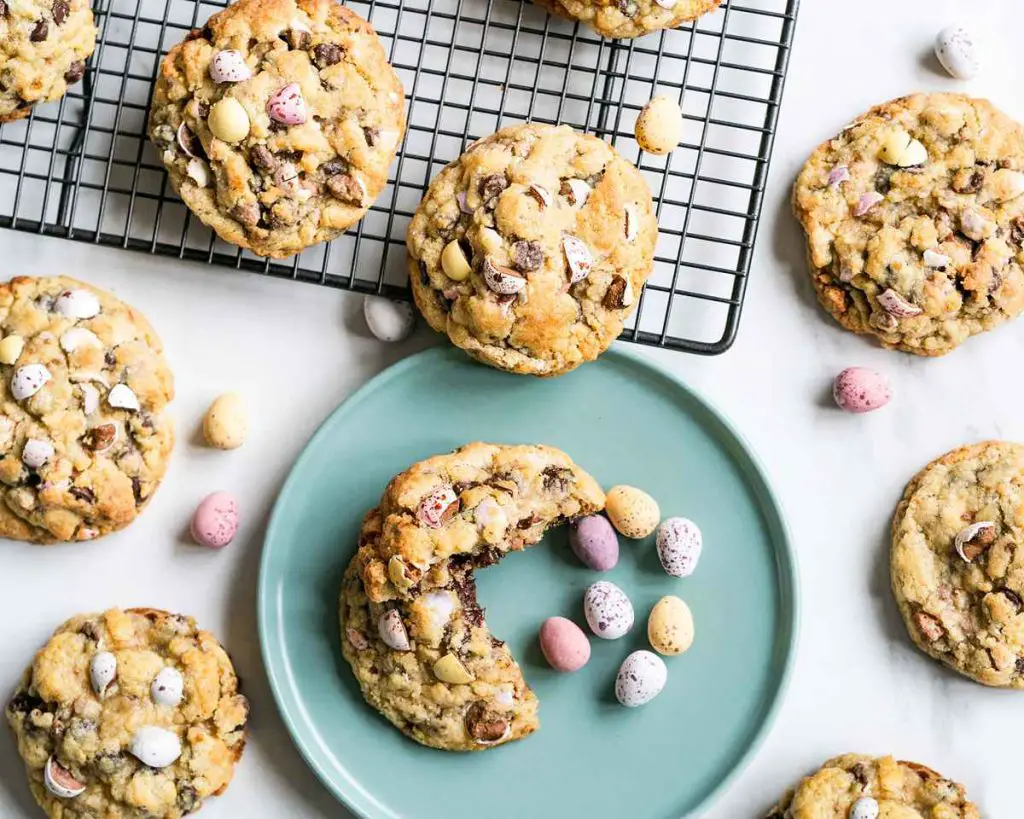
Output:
569,515,619,571
539,616,591,672
605,485,660,538
583,580,634,640
614,650,667,707
190,491,239,548
647,595,694,656
832,367,892,413
364,296,416,342
656,517,702,578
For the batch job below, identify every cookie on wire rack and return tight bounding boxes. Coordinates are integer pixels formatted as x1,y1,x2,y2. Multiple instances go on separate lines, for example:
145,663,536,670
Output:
148,0,405,259
407,123,658,377
0,0,96,123
531,0,721,40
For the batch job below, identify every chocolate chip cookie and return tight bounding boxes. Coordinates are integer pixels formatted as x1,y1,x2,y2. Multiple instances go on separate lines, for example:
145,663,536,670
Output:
340,442,605,751
0,0,95,123
891,440,1024,687
148,0,405,259
6,608,249,819
407,123,658,376
793,93,1024,355
0,276,174,543
531,0,720,40
766,754,979,818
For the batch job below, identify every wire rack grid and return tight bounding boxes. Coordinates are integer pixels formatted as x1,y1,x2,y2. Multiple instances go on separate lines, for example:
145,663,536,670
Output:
0,0,798,354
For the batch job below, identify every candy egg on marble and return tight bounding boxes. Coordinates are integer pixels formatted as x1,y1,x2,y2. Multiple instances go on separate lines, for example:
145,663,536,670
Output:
583,580,634,640
89,651,117,696
605,485,660,538
647,595,695,656
203,393,248,450
568,514,619,571
614,650,667,707
43,756,86,799
190,491,239,548
656,517,702,577
849,796,879,819
539,616,591,672
363,296,416,342
151,667,184,708
129,726,182,769
934,24,981,80
209,49,252,83
10,364,51,401
267,83,308,126
832,367,892,413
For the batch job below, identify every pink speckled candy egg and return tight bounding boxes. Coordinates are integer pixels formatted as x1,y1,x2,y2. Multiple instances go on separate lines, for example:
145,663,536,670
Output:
832,367,892,413
190,491,239,548
539,617,591,672
266,83,307,126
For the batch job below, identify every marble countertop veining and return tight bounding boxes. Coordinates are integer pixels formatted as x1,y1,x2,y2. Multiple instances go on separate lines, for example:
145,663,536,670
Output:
1,0,1021,815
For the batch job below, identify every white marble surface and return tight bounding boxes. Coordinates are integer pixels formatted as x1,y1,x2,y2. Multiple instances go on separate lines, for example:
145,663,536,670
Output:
1,0,1022,815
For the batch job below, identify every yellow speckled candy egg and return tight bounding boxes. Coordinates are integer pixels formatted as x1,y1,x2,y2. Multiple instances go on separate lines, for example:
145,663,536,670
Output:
605,485,660,538
647,595,694,656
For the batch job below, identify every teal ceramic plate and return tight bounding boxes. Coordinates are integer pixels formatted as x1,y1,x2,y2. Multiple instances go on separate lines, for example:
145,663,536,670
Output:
258,346,797,819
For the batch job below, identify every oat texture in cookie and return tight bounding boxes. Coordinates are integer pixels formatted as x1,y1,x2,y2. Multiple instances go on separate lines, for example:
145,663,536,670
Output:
6,608,249,819
765,754,979,818
407,123,658,376
891,440,1024,688
530,0,720,39
340,442,605,751
793,93,1024,356
0,0,96,123
148,0,405,258
0,276,174,544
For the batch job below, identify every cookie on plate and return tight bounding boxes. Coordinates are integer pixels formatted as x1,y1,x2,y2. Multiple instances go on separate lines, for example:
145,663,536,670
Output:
0,276,174,544
340,442,605,751
0,0,96,123
531,0,720,40
766,754,979,818
891,440,1024,687
6,608,249,819
407,123,658,377
148,0,405,259
793,93,1024,355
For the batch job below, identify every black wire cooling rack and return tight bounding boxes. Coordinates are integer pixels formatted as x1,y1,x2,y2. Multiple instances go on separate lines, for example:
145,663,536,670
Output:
0,0,798,354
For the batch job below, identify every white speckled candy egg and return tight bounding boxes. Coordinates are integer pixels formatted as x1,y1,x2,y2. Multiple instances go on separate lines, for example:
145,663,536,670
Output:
21,438,54,469
89,651,117,696
656,517,702,577
151,667,184,708
378,609,411,651
43,756,86,799
129,726,182,769
832,367,892,413
583,580,634,640
10,363,51,401
647,595,695,656
614,650,667,707
849,796,879,819
203,393,248,450
605,485,660,538
363,296,416,342
53,288,100,320
107,383,140,411
934,24,981,80
209,49,252,83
